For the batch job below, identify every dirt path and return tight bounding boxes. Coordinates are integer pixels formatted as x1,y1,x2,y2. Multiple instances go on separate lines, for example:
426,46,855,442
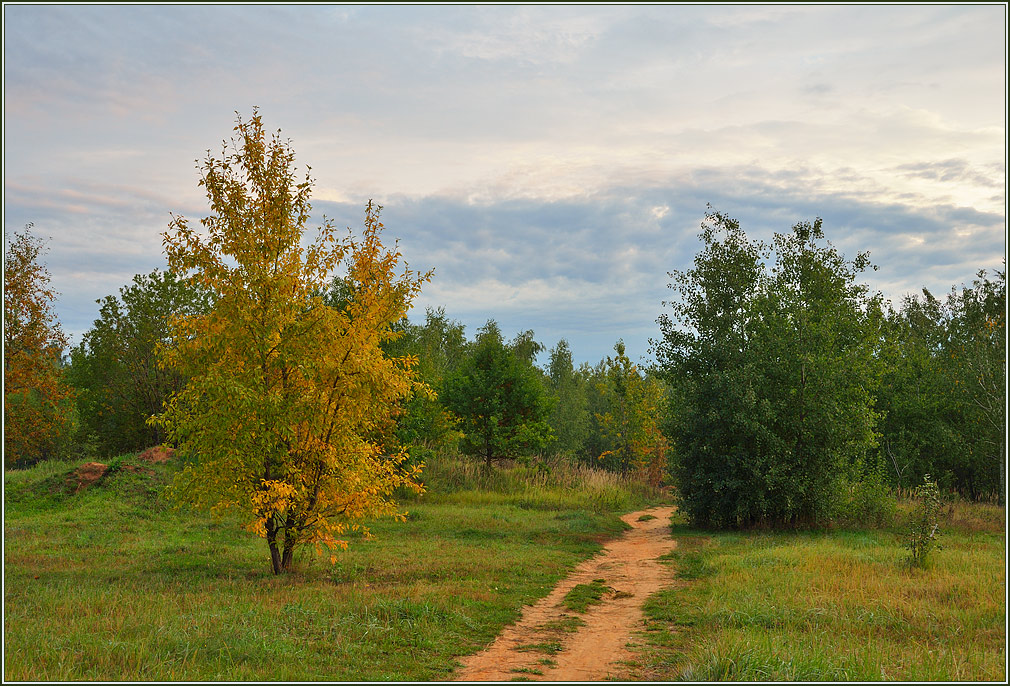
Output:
454,506,677,682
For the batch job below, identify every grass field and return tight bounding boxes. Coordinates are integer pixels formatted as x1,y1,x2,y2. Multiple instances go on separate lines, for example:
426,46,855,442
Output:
3,452,660,681
628,503,1006,682
4,452,1005,681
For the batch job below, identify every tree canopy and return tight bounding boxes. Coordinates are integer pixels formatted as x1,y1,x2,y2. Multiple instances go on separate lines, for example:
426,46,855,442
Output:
441,320,554,468
3,226,75,467
153,111,430,573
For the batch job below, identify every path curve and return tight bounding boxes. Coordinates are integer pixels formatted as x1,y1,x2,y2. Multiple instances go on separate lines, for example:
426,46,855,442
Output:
454,506,676,681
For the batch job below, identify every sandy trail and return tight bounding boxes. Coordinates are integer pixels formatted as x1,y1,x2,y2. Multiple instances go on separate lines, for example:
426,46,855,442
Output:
454,505,676,682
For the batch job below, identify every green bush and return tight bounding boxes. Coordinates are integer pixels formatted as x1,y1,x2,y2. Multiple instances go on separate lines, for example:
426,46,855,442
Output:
832,463,897,528
907,474,944,567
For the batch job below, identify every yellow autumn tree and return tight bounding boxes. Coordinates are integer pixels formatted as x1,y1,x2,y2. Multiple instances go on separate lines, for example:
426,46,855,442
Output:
3,226,75,467
154,110,430,574
595,341,669,486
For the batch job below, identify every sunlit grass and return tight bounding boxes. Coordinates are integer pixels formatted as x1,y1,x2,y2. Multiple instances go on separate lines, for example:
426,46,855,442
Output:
631,506,1005,681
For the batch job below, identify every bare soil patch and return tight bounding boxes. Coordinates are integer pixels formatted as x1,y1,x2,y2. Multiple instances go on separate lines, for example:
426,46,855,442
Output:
138,445,175,463
67,462,109,493
454,505,677,681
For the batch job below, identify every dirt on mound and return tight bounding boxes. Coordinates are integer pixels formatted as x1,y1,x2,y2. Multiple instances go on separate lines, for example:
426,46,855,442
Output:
67,462,109,492
137,445,175,463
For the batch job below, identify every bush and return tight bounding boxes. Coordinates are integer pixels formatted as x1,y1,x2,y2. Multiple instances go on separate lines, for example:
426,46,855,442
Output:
907,475,944,567
832,463,897,528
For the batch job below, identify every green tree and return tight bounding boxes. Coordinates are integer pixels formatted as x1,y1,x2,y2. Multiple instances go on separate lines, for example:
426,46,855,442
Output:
876,290,965,492
656,209,882,527
876,270,1005,501
545,338,590,458
946,269,1005,502
381,307,468,462
153,111,429,574
67,269,210,456
3,226,75,467
441,320,553,468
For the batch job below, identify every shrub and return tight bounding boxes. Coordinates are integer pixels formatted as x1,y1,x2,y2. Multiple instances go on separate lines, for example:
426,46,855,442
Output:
907,474,944,567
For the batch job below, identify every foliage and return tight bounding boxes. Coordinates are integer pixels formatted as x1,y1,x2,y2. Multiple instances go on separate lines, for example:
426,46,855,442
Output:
876,269,1005,501
656,209,883,527
3,225,76,467
67,269,210,457
594,341,669,485
380,307,468,463
945,269,1005,502
153,110,429,573
440,320,554,468
830,460,897,529
545,339,591,458
907,474,944,567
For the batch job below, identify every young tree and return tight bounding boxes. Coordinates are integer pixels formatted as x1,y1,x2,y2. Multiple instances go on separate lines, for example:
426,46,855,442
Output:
545,338,590,458
594,341,669,484
154,111,430,574
441,320,553,468
3,226,75,467
381,306,468,462
68,269,210,456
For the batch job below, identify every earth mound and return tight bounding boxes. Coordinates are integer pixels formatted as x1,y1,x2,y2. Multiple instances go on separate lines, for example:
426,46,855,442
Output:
68,462,109,492
138,446,175,463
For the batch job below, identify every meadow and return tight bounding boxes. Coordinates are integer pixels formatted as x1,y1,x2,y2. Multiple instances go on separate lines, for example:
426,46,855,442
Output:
2,452,659,681
3,452,1005,681
628,503,1006,681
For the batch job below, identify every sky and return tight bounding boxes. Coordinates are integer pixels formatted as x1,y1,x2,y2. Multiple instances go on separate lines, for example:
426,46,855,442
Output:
3,4,1006,366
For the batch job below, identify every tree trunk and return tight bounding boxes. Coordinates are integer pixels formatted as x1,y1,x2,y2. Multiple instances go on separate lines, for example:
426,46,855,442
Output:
1000,443,1005,507
281,535,296,571
266,516,283,575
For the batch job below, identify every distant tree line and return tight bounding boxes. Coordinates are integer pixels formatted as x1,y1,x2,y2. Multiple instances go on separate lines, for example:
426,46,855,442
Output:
5,208,1004,519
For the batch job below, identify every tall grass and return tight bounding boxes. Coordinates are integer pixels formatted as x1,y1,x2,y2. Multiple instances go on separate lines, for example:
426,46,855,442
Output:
415,452,661,512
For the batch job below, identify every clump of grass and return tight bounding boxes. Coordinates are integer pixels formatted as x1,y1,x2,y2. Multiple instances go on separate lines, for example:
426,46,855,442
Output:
638,514,657,522
562,579,610,613
514,641,563,655
510,666,543,675
537,615,584,634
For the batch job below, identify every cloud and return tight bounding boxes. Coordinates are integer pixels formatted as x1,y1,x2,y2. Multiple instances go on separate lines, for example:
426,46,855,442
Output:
3,5,1003,365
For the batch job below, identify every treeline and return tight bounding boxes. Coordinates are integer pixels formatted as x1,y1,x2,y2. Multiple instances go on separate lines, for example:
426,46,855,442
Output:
14,262,671,486
5,211,1005,522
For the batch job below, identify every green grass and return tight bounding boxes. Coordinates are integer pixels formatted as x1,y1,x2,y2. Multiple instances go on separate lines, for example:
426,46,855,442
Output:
631,507,1006,681
561,579,611,613
514,641,563,655
4,452,664,681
